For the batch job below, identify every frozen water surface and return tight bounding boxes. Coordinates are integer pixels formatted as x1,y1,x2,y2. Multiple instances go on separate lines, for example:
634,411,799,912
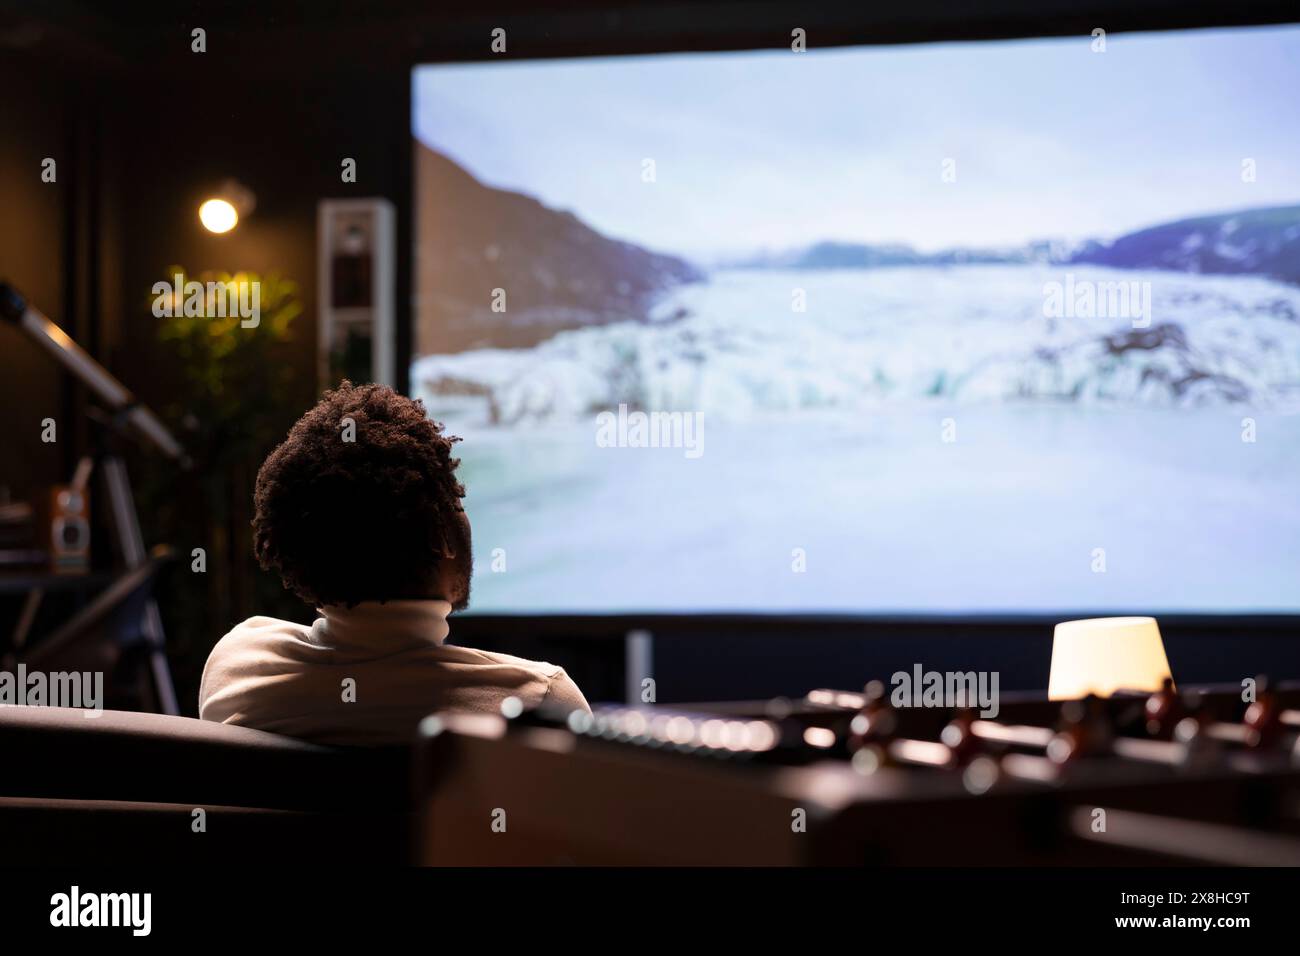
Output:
413,265,1300,613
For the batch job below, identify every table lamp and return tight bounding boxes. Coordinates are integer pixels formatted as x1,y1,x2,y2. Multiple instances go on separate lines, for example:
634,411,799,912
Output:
1048,616,1174,700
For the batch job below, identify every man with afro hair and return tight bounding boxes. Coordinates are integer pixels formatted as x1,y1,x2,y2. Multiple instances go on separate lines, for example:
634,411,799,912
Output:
199,382,589,744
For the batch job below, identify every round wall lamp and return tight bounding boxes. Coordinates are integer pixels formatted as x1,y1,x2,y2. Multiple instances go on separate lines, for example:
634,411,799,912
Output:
199,180,256,234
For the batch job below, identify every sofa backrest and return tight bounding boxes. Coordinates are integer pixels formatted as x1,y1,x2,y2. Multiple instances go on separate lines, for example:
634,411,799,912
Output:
0,706,411,813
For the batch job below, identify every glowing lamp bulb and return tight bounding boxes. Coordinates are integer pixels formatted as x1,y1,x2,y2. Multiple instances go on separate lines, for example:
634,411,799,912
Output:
199,198,239,234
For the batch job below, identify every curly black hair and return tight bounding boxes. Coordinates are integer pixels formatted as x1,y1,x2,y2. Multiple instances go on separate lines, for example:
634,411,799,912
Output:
252,381,470,608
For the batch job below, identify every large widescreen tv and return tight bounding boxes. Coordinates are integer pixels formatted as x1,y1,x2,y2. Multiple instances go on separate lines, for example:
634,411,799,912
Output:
412,25,1300,615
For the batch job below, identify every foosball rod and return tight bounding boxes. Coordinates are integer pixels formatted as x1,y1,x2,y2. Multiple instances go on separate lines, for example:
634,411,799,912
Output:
969,719,1187,765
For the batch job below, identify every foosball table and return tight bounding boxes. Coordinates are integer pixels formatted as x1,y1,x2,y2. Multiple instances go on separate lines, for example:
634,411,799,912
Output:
415,679,1300,866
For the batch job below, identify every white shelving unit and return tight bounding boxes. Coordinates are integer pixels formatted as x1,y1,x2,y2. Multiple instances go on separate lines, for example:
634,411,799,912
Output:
316,198,396,390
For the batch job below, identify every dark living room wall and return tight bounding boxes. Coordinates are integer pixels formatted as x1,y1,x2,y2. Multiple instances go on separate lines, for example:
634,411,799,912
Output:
0,18,415,709
90,60,414,707
101,66,412,420
0,56,73,502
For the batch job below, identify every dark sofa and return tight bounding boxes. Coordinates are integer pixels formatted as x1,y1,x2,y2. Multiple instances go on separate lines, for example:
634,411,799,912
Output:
0,706,414,865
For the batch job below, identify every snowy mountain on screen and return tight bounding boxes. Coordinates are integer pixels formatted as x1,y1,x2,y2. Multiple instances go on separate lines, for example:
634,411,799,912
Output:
1070,205,1300,284
732,206,1300,284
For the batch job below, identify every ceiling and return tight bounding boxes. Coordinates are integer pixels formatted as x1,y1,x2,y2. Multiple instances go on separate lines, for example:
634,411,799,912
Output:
2,0,1296,73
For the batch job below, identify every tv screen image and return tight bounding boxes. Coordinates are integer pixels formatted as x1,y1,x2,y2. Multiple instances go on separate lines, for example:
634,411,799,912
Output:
412,26,1300,614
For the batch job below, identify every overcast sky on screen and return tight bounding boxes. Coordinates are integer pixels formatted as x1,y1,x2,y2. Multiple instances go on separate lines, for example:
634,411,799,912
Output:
413,26,1300,258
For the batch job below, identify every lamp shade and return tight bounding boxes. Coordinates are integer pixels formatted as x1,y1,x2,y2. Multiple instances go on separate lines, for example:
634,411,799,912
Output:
1048,616,1174,700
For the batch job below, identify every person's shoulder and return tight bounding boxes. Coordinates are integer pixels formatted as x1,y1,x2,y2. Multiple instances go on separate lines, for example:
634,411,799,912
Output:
542,668,591,714
210,615,313,653
445,646,591,713
456,645,565,678
200,616,313,693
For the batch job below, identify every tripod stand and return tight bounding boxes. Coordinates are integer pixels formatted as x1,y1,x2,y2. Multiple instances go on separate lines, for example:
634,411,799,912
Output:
1,280,184,714
97,440,180,714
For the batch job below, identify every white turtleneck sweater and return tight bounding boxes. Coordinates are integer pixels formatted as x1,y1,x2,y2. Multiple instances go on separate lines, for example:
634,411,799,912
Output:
198,600,590,746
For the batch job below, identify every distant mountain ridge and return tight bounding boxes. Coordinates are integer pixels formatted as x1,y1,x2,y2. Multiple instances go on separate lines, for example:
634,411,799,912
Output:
734,205,1300,284
416,144,703,353
734,237,1090,270
1070,205,1300,283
